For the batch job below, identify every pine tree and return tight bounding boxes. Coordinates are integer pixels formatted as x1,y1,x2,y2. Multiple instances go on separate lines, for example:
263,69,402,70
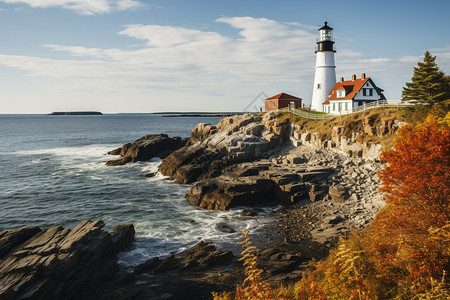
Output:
402,51,450,105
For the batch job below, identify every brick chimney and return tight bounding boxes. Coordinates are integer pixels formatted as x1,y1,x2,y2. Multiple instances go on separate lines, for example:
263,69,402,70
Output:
351,74,356,81
361,73,366,79
340,77,344,82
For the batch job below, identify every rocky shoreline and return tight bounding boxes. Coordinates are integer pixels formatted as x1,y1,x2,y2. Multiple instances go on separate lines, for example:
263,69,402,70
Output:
1,111,399,299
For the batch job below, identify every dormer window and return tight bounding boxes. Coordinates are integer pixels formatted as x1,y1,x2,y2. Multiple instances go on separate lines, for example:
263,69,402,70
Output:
337,90,346,98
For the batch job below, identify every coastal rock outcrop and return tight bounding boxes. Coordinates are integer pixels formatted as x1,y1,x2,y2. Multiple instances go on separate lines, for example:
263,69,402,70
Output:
159,113,286,184
106,134,188,166
0,220,135,300
186,174,276,210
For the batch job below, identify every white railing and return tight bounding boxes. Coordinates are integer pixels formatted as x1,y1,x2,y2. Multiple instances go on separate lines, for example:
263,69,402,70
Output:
350,100,413,114
274,100,414,120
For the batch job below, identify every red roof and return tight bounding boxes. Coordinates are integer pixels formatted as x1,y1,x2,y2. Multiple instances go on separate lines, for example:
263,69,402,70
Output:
325,77,370,102
266,92,302,101
322,99,330,105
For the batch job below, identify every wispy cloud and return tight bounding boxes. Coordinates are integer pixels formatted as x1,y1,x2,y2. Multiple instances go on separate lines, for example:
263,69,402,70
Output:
0,0,145,15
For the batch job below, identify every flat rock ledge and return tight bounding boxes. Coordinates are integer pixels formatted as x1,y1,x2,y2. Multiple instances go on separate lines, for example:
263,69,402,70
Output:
185,162,333,210
0,220,135,300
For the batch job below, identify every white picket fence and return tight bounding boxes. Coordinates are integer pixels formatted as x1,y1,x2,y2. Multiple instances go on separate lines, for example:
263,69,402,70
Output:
277,100,413,120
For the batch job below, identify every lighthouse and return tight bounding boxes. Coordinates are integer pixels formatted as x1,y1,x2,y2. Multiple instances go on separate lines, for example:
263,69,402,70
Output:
311,22,336,112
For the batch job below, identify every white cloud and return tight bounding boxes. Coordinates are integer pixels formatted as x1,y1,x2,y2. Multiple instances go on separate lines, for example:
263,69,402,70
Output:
118,24,227,48
359,58,391,64
0,0,145,15
399,55,422,63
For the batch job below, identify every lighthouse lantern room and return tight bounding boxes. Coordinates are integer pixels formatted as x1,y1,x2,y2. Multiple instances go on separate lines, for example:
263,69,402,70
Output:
311,22,337,111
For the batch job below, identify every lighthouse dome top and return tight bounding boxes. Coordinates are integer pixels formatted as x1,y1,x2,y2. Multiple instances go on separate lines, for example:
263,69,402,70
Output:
319,21,333,31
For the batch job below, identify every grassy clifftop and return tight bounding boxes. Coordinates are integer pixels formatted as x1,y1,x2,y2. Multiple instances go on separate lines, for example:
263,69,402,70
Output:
276,107,404,150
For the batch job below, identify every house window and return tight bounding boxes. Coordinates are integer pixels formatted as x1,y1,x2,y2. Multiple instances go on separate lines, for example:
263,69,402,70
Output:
369,89,373,96
363,88,367,96
333,103,335,111
338,103,342,112
345,102,348,110
273,102,276,107
317,84,321,89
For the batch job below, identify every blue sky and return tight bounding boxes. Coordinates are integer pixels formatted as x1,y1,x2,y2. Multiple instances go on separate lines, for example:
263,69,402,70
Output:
1,0,449,113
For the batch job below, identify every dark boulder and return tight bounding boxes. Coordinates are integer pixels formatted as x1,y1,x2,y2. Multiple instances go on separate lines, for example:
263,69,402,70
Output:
106,134,188,166
216,223,236,233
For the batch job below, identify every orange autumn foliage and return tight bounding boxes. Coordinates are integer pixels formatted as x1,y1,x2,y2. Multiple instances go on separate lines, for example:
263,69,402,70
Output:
378,114,449,226
370,114,450,294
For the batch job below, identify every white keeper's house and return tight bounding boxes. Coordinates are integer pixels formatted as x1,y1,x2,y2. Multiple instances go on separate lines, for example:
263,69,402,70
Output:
322,73,386,115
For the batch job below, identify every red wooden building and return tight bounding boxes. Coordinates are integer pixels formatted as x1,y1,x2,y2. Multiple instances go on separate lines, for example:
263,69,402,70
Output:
265,92,302,111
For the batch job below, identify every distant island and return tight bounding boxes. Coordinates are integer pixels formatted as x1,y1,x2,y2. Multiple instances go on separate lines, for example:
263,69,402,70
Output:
48,111,103,116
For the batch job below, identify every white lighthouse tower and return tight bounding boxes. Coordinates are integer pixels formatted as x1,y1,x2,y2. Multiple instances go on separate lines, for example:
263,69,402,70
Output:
311,22,336,111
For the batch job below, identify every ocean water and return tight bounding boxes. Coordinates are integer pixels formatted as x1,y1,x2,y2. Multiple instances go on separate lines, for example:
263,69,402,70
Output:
0,114,273,266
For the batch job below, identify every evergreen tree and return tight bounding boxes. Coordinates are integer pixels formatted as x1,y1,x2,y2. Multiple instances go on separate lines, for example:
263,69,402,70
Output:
402,51,450,105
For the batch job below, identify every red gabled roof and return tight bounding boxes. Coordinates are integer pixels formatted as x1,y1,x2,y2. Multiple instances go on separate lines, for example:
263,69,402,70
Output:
326,77,370,101
322,99,330,105
266,92,302,101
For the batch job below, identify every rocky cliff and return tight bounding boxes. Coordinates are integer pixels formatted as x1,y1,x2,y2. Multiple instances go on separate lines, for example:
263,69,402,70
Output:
156,111,397,211
288,122,398,160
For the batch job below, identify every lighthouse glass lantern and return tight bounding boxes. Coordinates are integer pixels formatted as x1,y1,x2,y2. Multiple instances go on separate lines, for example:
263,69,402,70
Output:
316,22,335,52
319,24,333,41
